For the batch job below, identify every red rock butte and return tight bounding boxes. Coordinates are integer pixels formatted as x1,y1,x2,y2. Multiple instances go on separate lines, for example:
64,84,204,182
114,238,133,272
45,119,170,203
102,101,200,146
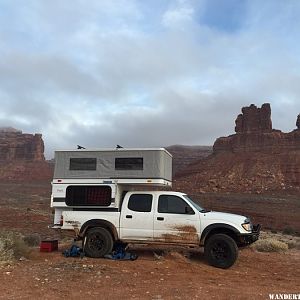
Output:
175,103,300,193
0,128,52,182
214,103,300,154
0,128,45,162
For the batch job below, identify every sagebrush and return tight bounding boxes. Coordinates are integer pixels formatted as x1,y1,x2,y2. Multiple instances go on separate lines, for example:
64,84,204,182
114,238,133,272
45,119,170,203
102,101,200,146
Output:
23,233,41,247
251,238,288,252
0,231,30,265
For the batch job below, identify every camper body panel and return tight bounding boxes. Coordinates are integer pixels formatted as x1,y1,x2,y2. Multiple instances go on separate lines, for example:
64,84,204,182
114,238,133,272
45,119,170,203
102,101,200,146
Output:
53,148,172,182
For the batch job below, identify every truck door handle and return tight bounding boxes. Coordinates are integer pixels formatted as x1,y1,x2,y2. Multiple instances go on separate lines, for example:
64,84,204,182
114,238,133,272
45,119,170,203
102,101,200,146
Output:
126,215,132,219
157,217,164,221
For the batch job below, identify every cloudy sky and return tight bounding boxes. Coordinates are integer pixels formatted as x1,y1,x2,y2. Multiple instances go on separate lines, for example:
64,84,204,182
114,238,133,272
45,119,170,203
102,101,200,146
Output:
0,0,300,158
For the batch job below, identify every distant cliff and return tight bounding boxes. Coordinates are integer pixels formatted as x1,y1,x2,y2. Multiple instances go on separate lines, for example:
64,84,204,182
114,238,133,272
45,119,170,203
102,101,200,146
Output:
166,145,212,175
175,104,300,194
0,128,52,181
0,128,45,162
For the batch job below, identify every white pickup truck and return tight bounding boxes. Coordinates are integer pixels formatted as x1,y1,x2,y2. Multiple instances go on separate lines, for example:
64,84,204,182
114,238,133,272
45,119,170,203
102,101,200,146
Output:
50,148,260,268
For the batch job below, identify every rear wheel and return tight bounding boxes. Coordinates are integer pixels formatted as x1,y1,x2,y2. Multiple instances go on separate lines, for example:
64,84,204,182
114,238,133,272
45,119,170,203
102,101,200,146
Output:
84,227,113,258
204,233,238,269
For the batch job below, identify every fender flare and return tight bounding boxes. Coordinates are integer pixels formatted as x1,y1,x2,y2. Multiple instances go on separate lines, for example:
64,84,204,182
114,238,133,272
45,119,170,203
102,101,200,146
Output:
200,223,240,245
79,219,118,240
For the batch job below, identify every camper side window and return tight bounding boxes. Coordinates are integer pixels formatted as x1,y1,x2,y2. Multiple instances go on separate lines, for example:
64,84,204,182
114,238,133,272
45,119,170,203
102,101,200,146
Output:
115,157,143,170
65,186,111,206
69,158,97,170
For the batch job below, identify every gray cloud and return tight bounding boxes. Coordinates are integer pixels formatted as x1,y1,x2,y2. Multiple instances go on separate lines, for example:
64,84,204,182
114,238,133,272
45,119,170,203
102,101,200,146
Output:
0,0,299,158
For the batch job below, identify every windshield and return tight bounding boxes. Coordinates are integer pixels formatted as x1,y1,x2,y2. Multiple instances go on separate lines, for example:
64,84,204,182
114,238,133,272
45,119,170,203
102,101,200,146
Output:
183,195,208,213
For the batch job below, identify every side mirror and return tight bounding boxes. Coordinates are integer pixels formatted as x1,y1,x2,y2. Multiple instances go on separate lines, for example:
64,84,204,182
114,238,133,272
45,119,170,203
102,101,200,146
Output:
185,206,194,215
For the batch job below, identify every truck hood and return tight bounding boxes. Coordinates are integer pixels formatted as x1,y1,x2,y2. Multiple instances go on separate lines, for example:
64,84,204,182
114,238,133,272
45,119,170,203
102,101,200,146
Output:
201,211,247,224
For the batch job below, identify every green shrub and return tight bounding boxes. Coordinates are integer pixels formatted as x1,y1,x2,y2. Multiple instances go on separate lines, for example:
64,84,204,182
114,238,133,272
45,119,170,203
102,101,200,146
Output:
252,238,288,252
0,231,30,265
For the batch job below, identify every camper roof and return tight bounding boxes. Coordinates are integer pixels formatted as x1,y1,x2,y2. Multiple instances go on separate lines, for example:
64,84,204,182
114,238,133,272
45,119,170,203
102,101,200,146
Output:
55,148,172,157
53,148,173,184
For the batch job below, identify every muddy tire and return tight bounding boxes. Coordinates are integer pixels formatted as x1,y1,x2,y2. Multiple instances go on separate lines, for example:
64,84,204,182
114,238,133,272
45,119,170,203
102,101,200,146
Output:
84,227,113,258
204,233,238,269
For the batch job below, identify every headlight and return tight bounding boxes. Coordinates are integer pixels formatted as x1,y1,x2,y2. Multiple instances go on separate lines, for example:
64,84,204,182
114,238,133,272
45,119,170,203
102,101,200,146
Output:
242,218,253,231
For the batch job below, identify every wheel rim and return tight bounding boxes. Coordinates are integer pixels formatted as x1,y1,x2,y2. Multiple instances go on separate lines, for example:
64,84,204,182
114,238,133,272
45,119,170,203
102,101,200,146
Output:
88,233,104,251
210,241,230,263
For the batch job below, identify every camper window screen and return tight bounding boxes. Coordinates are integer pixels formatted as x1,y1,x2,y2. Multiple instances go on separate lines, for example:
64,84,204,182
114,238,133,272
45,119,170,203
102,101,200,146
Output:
115,157,143,170
65,186,111,206
69,158,97,170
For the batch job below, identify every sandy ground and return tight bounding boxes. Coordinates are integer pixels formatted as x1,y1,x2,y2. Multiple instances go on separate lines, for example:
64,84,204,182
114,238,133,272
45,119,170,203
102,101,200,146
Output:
0,246,299,300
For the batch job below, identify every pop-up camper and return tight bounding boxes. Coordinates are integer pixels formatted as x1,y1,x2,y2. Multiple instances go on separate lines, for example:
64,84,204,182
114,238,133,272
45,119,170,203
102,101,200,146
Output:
53,148,172,182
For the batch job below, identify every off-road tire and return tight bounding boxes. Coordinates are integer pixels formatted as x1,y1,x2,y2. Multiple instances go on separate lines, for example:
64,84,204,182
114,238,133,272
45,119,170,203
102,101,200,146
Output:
84,227,113,258
204,233,238,269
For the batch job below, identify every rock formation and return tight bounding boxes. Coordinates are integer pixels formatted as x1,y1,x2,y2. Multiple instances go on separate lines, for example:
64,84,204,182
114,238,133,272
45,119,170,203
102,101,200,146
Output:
297,114,300,129
0,128,45,162
0,128,53,182
214,104,300,154
235,103,272,133
174,103,300,194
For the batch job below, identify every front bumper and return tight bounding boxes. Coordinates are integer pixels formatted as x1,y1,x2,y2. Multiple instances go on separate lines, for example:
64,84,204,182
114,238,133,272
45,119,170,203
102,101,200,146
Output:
238,224,261,246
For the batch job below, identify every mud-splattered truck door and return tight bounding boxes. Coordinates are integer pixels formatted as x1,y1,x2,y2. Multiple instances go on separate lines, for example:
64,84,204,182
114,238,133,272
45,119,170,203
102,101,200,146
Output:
120,193,154,241
119,191,200,245
153,193,200,244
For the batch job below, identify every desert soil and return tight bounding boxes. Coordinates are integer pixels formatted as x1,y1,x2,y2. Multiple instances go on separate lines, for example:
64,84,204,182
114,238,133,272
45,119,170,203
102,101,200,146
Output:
0,247,299,300
0,182,299,299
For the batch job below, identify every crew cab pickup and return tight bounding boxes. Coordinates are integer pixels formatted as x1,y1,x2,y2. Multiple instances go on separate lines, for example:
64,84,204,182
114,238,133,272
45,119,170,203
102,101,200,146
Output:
58,190,260,268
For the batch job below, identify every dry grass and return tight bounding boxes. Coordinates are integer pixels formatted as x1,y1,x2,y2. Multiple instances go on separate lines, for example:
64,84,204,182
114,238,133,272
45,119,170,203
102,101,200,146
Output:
0,231,30,265
251,238,288,252
286,240,300,250
162,250,190,263
23,233,41,247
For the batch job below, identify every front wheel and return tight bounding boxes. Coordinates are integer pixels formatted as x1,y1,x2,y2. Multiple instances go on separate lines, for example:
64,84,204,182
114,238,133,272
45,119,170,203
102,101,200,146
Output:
84,227,113,258
204,233,238,269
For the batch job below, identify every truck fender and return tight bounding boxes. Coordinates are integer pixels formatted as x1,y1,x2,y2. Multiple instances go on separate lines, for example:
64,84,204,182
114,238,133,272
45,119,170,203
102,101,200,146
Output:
200,223,240,245
79,219,118,241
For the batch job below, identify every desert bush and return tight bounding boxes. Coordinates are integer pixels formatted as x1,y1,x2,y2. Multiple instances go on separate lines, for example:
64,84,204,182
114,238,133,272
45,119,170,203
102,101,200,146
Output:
23,233,41,247
252,238,288,252
287,240,300,250
0,231,30,265
164,250,189,262
282,227,296,236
